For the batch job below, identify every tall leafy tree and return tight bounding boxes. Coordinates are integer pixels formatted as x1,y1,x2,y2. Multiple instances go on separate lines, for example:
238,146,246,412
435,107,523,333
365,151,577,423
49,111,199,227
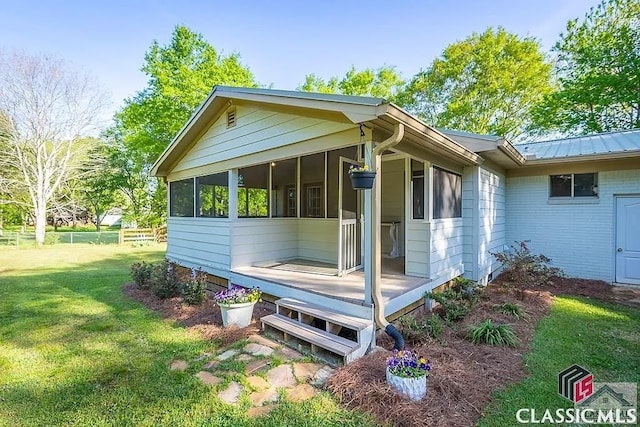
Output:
534,0,640,134
0,51,106,244
299,66,405,103
115,25,257,165
402,27,554,141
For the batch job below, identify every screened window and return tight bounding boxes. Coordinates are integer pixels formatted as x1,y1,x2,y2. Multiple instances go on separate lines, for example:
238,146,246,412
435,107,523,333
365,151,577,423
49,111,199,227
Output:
169,178,194,217
327,146,358,218
271,158,297,217
411,160,425,219
550,173,598,197
433,167,462,219
301,153,325,218
238,164,269,217
196,172,228,218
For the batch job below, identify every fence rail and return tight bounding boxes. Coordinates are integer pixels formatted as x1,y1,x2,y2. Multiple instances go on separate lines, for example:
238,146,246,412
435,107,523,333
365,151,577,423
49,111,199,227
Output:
0,227,167,247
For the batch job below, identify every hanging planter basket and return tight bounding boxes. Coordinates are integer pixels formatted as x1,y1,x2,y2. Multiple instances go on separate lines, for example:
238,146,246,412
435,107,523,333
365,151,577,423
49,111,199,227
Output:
349,171,376,190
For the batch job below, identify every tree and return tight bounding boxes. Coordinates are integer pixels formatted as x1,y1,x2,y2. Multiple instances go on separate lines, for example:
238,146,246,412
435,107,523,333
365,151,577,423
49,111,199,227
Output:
0,51,107,244
114,25,257,166
299,66,405,103
534,0,640,134
402,27,554,141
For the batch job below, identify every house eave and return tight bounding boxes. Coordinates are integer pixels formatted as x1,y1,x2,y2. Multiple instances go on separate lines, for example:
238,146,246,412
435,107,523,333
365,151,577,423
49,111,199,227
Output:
521,150,640,166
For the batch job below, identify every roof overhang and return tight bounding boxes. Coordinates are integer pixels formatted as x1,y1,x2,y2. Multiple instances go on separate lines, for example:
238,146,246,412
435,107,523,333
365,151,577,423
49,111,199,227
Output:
441,130,525,168
151,86,481,176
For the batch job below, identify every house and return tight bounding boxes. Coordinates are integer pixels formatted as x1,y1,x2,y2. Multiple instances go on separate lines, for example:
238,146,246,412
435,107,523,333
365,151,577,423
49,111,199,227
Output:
152,86,640,363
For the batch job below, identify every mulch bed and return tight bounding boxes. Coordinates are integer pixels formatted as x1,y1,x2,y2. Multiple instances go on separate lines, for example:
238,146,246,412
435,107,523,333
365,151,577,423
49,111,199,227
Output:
123,284,274,346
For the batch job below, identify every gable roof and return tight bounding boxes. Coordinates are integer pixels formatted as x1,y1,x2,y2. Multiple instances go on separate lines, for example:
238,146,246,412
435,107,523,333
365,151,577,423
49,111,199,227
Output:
151,86,482,176
516,129,640,163
440,128,526,168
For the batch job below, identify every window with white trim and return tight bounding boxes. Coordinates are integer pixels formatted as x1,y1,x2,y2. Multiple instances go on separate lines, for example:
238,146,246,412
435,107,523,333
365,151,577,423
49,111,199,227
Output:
549,173,598,198
432,166,462,219
169,178,194,217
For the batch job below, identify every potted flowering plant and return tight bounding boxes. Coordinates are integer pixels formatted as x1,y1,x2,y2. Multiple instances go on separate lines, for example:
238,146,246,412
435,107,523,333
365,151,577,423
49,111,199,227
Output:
348,164,376,190
385,349,431,401
213,285,262,327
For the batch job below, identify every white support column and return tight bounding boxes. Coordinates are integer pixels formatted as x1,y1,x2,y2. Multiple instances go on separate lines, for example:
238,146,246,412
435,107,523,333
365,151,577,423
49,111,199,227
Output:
229,169,238,221
363,141,374,306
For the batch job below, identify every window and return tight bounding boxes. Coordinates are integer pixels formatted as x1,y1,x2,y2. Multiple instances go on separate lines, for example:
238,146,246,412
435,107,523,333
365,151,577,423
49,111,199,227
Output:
271,158,297,217
411,159,425,219
433,166,462,219
238,164,269,217
550,173,598,197
169,178,194,217
196,172,228,218
301,153,325,218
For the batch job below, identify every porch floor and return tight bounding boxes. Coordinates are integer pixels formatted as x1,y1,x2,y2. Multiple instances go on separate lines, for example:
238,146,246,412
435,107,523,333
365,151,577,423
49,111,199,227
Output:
233,257,431,305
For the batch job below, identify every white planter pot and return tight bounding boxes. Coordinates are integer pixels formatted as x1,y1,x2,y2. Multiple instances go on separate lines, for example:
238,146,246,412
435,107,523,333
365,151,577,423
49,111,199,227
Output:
218,301,257,328
386,367,428,401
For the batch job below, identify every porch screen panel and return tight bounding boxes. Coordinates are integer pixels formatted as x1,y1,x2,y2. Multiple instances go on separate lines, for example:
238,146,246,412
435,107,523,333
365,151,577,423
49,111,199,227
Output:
238,164,269,217
301,153,325,218
271,158,297,217
411,160,425,219
327,146,358,218
169,178,194,217
433,166,462,219
196,172,229,218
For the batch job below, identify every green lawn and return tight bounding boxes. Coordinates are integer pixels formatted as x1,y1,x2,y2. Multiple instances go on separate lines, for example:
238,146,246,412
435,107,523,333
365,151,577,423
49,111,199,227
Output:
478,296,640,426
0,245,373,427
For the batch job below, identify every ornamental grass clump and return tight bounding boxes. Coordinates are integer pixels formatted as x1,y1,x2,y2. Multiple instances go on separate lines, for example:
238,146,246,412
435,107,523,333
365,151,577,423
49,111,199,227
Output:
213,285,261,305
386,349,432,378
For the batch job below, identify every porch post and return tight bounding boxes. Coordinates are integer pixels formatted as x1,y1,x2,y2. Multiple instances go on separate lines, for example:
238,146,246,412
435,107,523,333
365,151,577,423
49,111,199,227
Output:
363,142,374,305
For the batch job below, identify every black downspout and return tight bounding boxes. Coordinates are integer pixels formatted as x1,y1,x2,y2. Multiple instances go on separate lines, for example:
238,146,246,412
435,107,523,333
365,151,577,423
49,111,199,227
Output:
385,324,405,351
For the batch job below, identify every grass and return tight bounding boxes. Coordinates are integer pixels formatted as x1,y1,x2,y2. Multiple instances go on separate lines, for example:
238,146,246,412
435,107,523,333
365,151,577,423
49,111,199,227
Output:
478,296,640,426
0,245,374,427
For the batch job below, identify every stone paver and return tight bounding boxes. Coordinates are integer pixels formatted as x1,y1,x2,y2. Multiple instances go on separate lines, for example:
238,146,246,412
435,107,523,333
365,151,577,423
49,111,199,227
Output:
203,360,219,371
292,362,323,382
217,349,239,361
196,371,222,386
169,360,188,371
244,343,274,357
249,388,279,406
247,404,277,418
194,353,212,362
218,381,242,404
237,354,254,361
246,359,269,374
275,346,302,359
311,366,336,387
286,384,317,402
246,375,269,391
248,334,279,348
266,364,296,388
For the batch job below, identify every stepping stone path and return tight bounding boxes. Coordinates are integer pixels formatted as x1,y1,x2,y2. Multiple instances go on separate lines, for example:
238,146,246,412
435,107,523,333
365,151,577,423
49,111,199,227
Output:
182,334,337,417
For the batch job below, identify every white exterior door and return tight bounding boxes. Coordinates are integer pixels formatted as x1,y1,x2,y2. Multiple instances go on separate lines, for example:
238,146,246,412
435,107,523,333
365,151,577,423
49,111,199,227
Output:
616,197,640,285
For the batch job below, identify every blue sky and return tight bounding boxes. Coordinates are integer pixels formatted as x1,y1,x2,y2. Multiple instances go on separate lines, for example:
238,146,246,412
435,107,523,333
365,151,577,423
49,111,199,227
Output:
1,0,599,120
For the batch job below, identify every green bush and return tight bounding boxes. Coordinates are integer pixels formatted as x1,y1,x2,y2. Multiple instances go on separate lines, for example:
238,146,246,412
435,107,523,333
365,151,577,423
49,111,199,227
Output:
398,313,444,343
151,259,181,299
425,277,480,323
467,319,518,347
490,240,564,290
496,302,527,319
181,267,208,305
130,261,154,289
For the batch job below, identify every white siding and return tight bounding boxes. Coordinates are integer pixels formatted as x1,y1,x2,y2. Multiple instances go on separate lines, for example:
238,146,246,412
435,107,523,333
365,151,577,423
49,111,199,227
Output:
430,218,464,278
172,106,353,173
297,219,338,263
477,166,506,281
506,169,640,282
406,221,430,277
166,217,231,276
231,219,298,268
462,167,475,278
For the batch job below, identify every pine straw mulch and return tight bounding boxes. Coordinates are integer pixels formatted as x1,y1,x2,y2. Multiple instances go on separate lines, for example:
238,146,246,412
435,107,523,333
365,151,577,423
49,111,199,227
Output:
326,276,636,427
122,284,274,346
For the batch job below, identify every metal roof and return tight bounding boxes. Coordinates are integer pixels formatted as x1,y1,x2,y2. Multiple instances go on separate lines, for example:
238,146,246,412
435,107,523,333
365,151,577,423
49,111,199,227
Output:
515,129,640,160
438,128,502,142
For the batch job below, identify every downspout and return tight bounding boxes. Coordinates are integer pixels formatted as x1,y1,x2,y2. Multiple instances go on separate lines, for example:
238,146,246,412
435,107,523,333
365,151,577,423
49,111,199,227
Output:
369,123,405,350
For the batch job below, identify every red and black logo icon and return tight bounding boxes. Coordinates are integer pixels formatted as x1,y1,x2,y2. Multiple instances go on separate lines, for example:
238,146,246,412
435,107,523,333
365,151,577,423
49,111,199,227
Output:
558,364,594,404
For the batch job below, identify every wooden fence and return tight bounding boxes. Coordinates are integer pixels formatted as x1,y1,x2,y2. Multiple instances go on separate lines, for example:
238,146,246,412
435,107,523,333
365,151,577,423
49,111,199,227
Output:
119,227,167,245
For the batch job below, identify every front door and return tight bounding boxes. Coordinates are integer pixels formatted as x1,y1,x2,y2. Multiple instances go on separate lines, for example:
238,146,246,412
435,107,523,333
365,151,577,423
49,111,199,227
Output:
616,196,640,285
338,158,362,276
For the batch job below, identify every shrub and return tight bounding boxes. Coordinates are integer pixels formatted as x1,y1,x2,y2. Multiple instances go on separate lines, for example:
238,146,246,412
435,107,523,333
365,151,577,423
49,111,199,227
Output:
131,261,153,289
496,302,527,319
467,319,518,347
490,240,564,290
398,313,444,343
151,259,181,299
425,277,480,323
181,267,208,305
